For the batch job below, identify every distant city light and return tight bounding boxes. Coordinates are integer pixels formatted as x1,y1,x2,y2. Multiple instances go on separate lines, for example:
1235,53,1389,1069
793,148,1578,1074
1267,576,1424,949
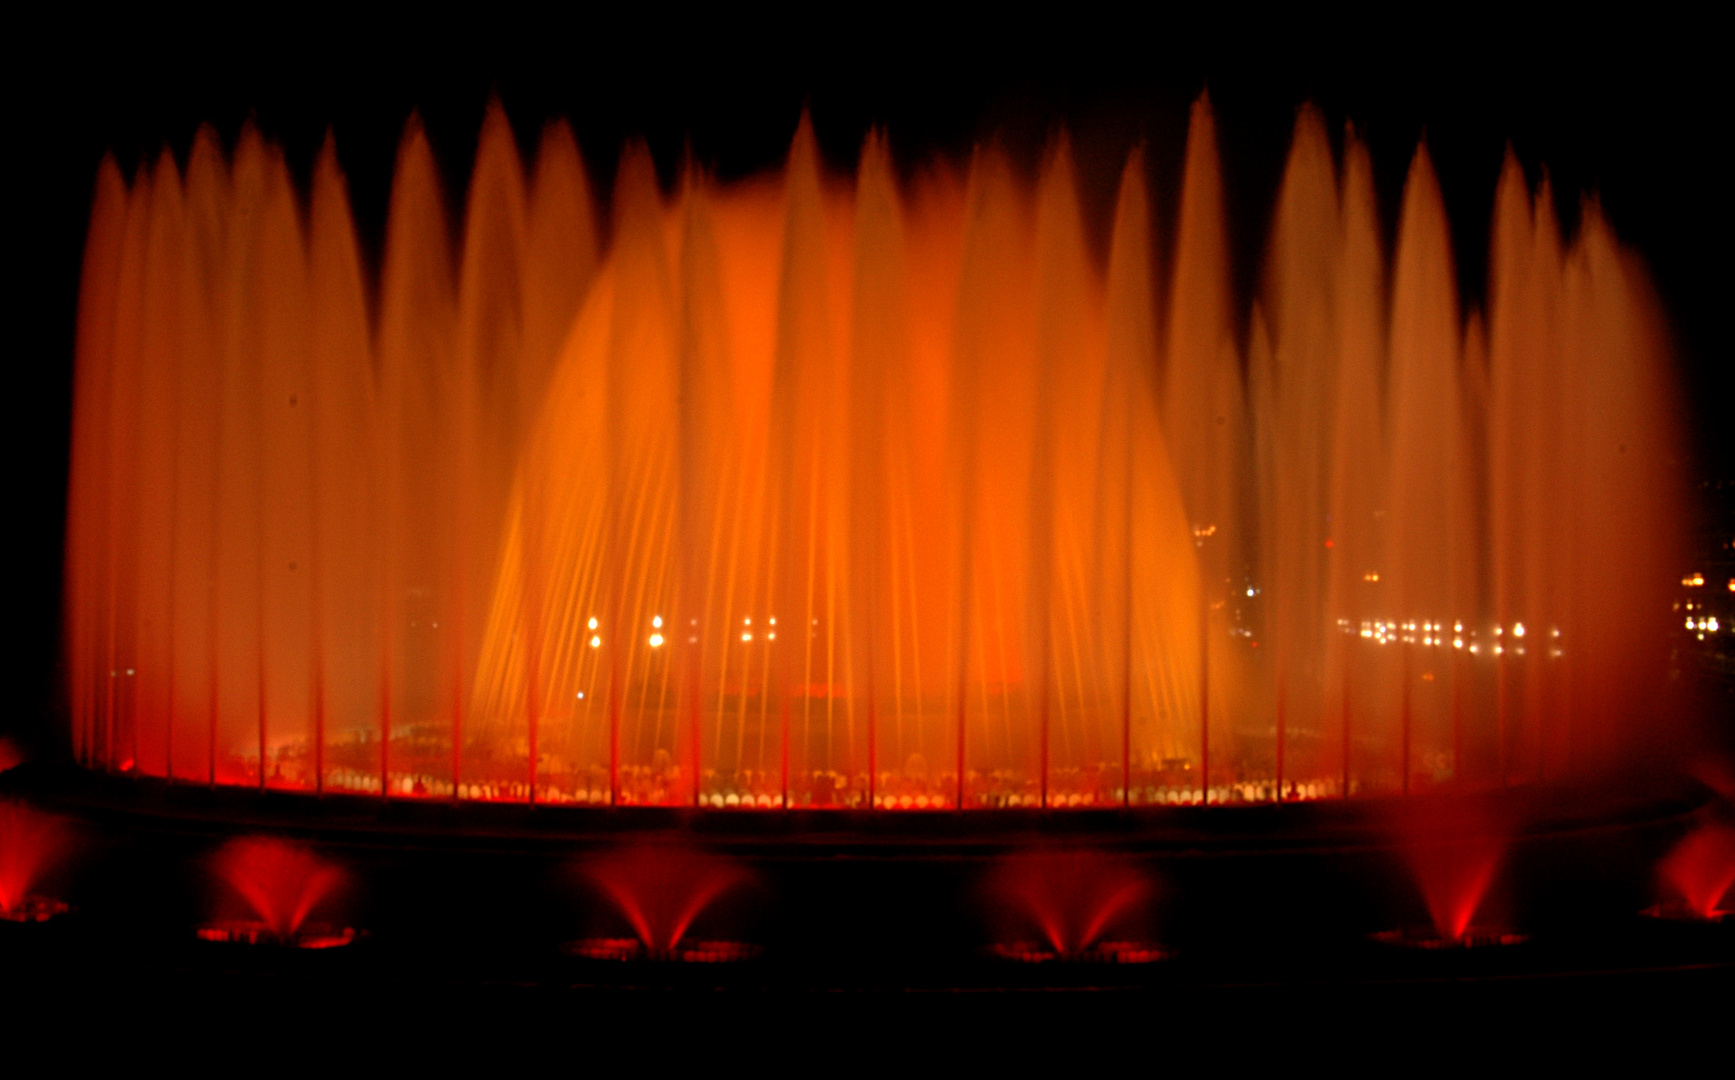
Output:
1682,572,1705,587
652,615,663,628
1363,572,1379,583
1513,622,1526,638
589,635,601,648
649,633,664,647
588,616,598,630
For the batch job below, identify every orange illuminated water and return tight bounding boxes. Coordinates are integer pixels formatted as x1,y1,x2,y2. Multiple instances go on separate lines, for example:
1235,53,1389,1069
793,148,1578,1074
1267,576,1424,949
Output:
64,99,1683,808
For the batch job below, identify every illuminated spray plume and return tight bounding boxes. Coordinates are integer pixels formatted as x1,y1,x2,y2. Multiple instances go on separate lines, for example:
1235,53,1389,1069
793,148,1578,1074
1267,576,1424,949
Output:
1391,799,1511,944
0,802,71,922
983,851,1164,963
198,836,353,946
567,845,757,962
65,98,1682,809
1653,822,1735,921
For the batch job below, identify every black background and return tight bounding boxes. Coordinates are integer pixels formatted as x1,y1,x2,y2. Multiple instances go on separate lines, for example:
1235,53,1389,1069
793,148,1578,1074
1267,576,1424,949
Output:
8,8,1726,754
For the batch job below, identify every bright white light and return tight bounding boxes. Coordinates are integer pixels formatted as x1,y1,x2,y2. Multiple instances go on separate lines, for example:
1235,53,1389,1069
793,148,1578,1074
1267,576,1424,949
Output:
652,615,663,628
649,634,664,647
576,691,585,700
1513,622,1526,638
742,632,753,642
767,632,777,640
1454,638,1464,649
744,616,752,626
1454,621,1464,633
590,635,602,648
1710,617,1722,633
768,616,776,626
588,616,598,630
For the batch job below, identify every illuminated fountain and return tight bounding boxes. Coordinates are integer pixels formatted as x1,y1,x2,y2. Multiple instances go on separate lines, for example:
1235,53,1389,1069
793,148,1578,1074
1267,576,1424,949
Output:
565,845,758,962
195,837,355,947
0,802,72,923
982,851,1166,963
1646,822,1735,922
63,96,1683,811
1373,800,1525,949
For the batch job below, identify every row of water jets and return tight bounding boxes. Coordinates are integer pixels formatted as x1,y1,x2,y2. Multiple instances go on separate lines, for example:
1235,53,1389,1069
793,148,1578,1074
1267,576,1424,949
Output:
4,794,1732,950
64,95,1682,808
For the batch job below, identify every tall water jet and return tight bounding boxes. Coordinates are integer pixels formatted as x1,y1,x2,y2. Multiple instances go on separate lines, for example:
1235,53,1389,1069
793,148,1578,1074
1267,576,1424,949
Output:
1385,145,1474,795
1163,96,1244,803
1254,105,1344,799
1323,128,1389,798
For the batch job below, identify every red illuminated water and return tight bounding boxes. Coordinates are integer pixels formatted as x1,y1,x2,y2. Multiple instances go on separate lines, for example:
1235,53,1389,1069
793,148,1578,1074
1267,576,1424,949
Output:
1395,801,1508,942
577,845,752,958
1656,823,1735,920
65,98,1685,808
0,801,69,920
207,837,346,940
984,851,1160,960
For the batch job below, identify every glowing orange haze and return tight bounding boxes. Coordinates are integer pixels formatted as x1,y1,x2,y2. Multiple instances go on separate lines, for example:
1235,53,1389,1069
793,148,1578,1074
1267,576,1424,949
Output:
64,99,1682,809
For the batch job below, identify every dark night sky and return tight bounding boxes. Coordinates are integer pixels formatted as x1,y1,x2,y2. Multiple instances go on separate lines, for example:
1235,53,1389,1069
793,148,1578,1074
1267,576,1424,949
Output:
8,10,1726,750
